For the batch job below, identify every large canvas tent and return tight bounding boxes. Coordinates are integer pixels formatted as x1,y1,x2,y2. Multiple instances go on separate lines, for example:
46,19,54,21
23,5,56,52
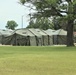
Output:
44,29,55,45
11,29,37,46
0,29,13,45
2,28,48,46
0,28,67,46
35,29,49,46
29,29,43,46
45,29,67,45
53,29,67,45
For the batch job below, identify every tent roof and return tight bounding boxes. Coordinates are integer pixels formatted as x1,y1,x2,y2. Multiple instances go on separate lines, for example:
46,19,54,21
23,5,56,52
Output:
15,29,35,36
0,28,67,37
45,29,67,35
0,29,13,36
29,29,42,37
55,29,67,35
44,29,55,35
35,29,47,36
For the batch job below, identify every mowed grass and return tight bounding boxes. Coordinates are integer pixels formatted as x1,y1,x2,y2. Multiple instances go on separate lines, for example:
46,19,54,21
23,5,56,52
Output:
0,46,76,75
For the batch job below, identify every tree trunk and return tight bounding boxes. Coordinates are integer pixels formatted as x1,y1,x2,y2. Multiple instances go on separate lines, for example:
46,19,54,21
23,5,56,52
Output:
66,19,74,47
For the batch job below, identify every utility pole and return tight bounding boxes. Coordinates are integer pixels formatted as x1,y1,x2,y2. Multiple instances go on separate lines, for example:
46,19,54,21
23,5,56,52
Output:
21,14,25,28
21,15,23,28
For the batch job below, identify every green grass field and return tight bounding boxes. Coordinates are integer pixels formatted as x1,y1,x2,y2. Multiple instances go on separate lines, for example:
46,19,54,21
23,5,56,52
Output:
0,46,76,75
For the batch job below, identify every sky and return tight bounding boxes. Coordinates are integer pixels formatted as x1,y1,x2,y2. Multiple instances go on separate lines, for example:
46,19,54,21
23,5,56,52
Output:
0,0,30,29
0,0,68,29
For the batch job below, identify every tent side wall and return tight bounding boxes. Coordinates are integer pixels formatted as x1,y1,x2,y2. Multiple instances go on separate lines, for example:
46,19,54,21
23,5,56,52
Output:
11,34,30,46
42,35,49,46
53,35,67,45
29,36,37,46
48,35,53,45
53,35,58,45
0,35,2,44
35,29,49,46
36,36,43,46
29,29,43,46
2,35,14,45
57,35,67,44
44,29,54,45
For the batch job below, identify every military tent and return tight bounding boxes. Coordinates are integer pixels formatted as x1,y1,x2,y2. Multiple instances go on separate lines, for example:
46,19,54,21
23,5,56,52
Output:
0,28,67,46
35,29,49,46
0,29,13,45
29,29,43,46
11,29,37,46
53,29,67,45
3,28,49,46
44,29,55,45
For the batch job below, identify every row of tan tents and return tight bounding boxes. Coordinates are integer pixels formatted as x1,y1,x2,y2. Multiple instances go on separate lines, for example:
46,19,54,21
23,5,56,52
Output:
0,28,75,46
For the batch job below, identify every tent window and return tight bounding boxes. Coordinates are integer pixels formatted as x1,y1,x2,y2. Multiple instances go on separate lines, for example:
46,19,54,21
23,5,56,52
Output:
52,31,55,32
22,32,27,34
37,31,40,32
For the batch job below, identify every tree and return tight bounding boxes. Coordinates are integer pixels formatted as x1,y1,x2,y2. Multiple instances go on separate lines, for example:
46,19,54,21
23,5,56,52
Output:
19,0,76,47
52,16,68,30
5,20,18,30
26,17,54,30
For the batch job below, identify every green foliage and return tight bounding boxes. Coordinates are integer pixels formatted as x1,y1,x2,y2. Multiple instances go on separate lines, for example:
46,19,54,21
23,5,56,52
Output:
5,20,18,30
47,0,58,5
55,17,68,30
26,17,54,30
19,0,76,18
19,0,32,4
19,0,26,4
